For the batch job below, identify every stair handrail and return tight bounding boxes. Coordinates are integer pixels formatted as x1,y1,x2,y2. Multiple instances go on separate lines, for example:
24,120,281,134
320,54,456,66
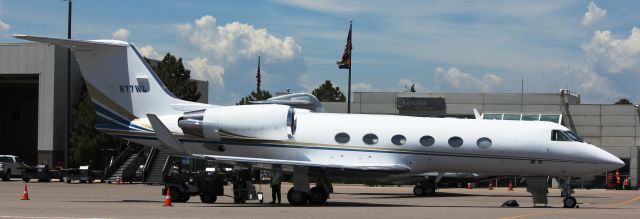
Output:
141,147,157,182
104,143,136,180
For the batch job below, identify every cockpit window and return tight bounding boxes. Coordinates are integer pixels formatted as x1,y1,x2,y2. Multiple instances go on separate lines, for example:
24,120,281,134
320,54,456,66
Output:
551,130,571,141
563,130,584,142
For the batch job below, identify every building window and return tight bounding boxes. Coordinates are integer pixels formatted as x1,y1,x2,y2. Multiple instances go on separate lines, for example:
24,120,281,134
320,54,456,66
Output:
335,132,350,144
448,136,463,147
363,133,378,145
419,135,435,146
476,137,492,148
391,135,406,146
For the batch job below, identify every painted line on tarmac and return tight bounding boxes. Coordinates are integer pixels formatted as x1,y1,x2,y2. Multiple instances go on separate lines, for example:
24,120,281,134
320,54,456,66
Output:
600,195,640,208
0,216,112,219
500,195,640,219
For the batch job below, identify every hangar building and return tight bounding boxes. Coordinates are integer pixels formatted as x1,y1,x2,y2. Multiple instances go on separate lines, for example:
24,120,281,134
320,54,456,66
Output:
0,42,207,167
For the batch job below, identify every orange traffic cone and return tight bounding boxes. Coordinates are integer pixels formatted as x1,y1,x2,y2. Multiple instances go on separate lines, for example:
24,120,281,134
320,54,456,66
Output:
163,187,173,207
623,176,630,190
116,176,121,185
508,180,514,191
488,182,494,190
467,182,472,189
21,184,30,200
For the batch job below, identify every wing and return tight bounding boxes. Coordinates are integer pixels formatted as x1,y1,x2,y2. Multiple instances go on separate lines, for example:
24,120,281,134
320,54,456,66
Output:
194,154,411,175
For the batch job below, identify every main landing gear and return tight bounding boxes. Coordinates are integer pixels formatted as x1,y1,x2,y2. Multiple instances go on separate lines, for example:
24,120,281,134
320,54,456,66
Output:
286,167,332,206
413,182,437,196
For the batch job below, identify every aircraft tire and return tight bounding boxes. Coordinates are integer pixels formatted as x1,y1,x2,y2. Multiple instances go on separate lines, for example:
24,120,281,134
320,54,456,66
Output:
422,184,436,196
287,188,309,206
309,187,328,205
413,185,425,196
563,197,577,208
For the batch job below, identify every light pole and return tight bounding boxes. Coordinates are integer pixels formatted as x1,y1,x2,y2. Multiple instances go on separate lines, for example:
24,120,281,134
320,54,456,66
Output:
64,0,72,168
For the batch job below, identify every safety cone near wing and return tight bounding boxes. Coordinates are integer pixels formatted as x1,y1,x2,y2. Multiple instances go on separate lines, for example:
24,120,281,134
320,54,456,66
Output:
616,169,621,184
163,187,173,207
467,182,472,189
508,180,514,191
21,184,30,200
116,176,121,185
488,182,494,190
623,176,630,190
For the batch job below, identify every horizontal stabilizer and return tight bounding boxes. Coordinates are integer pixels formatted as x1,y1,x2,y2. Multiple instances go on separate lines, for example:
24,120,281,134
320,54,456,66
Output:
13,34,126,49
147,114,191,154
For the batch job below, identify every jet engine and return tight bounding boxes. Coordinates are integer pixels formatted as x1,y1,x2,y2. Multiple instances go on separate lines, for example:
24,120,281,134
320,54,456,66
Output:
178,104,296,141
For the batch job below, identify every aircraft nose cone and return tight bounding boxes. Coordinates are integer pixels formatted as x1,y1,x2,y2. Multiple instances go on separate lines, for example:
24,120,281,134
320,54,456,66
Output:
599,149,625,170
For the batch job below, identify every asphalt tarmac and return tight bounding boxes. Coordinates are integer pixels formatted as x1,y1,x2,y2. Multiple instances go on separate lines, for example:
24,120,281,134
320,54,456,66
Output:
0,179,638,219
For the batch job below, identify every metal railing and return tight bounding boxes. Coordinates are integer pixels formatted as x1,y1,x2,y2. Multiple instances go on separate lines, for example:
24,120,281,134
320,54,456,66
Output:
104,142,136,180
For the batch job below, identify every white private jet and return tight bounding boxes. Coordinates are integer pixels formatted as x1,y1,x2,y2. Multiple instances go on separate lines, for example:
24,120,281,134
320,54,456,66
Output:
14,35,624,207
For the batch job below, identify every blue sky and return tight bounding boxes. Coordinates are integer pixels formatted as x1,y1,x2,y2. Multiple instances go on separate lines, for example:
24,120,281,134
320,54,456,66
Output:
1,0,640,104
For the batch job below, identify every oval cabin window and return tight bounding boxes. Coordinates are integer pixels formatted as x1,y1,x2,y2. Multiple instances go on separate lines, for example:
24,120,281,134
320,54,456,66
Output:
420,135,435,146
476,137,492,148
391,135,406,146
335,132,350,144
448,136,463,147
363,133,379,145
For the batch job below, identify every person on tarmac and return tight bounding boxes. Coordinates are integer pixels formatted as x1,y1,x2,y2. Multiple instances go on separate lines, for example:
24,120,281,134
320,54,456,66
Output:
270,166,282,204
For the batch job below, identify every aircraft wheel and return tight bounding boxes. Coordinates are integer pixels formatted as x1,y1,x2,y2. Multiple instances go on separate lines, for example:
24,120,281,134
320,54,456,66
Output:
200,193,217,203
287,188,309,205
422,184,436,196
563,197,577,208
413,185,425,196
309,187,328,205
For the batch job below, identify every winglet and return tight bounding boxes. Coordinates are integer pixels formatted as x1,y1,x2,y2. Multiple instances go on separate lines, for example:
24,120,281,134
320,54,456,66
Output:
473,108,481,120
147,114,191,154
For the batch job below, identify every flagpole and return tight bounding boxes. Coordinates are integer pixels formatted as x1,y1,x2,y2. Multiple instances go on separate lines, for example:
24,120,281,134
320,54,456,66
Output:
347,20,352,114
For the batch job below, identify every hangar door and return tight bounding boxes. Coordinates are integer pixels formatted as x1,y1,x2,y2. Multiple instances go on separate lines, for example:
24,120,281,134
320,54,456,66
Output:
0,74,38,165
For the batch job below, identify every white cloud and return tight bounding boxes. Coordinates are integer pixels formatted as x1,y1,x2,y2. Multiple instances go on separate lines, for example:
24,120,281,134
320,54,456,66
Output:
399,78,425,92
582,27,640,74
0,20,8,31
434,67,503,92
176,15,306,104
550,66,623,103
139,45,163,60
187,57,225,88
112,28,130,41
582,1,606,27
352,82,376,92
273,0,371,14
177,15,302,64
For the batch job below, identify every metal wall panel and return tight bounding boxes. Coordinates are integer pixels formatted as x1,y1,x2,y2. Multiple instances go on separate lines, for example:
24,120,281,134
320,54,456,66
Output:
441,93,484,104
601,116,636,126
568,105,601,116
359,103,397,114
583,137,601,145
575,126,600,137
601,105,636,116
600,146,632,157
358,92,396,103
570,115,601,126
483,93,523,104
522,94,562,105
601,126,636,137
601,137,635,147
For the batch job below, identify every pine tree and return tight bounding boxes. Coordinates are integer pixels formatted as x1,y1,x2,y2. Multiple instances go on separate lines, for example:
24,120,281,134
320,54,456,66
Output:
69,83,121,168
312,80,346,102
236,89,273,105
147,53,201,102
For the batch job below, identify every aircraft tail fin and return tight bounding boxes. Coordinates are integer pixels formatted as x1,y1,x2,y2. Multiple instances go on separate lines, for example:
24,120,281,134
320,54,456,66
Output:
13,34,194,131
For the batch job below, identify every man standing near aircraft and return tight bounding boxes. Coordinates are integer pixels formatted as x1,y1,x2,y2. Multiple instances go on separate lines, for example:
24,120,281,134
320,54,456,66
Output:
270,166,282,204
